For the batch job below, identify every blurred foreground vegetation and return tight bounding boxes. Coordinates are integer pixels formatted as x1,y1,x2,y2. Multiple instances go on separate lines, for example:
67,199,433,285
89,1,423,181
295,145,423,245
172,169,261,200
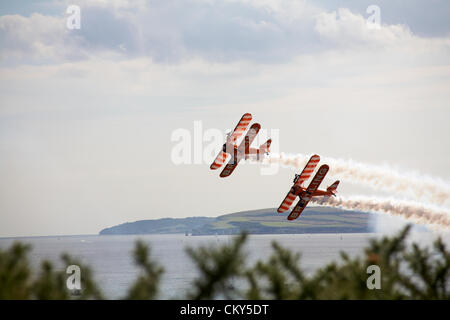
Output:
0,225,449,299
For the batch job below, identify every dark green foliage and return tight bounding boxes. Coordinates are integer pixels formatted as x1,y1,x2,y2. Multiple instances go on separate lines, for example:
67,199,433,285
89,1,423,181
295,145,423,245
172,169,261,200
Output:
245,242,306,299
125,240,164,300
240,225,450,300
397,236,450,299
186,233,247,299
184,225,449,300
0,225,448,300
0,242,32,299
0,242,102,299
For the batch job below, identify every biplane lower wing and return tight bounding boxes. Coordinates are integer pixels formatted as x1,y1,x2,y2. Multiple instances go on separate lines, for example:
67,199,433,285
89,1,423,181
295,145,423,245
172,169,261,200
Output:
237,123,261,155
220,162,239,178
288,164,329,220
287,195,310,220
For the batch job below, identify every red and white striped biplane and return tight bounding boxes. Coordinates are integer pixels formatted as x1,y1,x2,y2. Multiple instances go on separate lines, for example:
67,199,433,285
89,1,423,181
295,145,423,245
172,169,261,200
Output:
210,113,272,178
277,154,339,220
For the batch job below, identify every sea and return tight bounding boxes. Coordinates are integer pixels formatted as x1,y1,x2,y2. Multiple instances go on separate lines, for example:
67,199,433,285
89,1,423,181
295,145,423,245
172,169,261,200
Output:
0,232,448,299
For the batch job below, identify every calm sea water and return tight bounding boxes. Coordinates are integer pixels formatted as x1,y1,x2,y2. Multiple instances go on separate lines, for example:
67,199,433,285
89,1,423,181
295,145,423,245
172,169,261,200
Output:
0,232,448,299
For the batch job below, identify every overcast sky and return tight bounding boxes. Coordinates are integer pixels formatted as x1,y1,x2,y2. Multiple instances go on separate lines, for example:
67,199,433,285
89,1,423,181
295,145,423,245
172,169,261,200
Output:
0,0,449,237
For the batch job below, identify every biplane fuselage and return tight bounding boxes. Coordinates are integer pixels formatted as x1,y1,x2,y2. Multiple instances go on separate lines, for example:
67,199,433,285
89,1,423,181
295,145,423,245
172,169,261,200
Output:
222,140,268,164
290,184,337,198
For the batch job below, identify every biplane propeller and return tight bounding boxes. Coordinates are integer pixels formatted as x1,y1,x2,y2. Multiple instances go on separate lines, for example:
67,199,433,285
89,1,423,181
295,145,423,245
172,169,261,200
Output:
210,113,272,178
277,154,339,220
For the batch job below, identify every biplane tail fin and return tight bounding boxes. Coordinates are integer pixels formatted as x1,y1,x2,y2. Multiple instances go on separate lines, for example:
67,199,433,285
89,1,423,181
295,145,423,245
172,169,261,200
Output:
259,138,272,154
327,180,340,196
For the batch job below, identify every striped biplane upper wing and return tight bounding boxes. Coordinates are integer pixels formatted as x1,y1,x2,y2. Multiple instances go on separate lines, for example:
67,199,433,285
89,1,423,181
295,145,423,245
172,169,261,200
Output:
277,191,297,213
296,154,320,186
211,113,252,170
219,123,261,178
277,155,320,213
229,113,252,143
288,164,329,220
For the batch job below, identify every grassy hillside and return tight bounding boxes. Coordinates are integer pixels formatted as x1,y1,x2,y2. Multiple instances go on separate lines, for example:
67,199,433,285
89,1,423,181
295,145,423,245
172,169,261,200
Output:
99,207,375,235
194,207,374,235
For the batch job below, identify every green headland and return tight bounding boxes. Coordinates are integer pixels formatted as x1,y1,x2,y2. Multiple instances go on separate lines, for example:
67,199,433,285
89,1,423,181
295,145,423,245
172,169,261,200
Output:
99,207,375,235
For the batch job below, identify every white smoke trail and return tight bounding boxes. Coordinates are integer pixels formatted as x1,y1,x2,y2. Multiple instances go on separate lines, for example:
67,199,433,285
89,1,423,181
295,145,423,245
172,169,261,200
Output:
263,153,450,206
311,195,450,230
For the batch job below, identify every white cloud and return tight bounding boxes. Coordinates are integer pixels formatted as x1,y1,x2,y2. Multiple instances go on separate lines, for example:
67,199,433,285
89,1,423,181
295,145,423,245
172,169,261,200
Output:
0,13,89,63
2,0,428,65
315,8,414,48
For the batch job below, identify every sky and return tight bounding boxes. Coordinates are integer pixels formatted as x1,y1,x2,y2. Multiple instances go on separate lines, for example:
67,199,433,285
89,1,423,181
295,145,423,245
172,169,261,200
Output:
0,0,449,237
